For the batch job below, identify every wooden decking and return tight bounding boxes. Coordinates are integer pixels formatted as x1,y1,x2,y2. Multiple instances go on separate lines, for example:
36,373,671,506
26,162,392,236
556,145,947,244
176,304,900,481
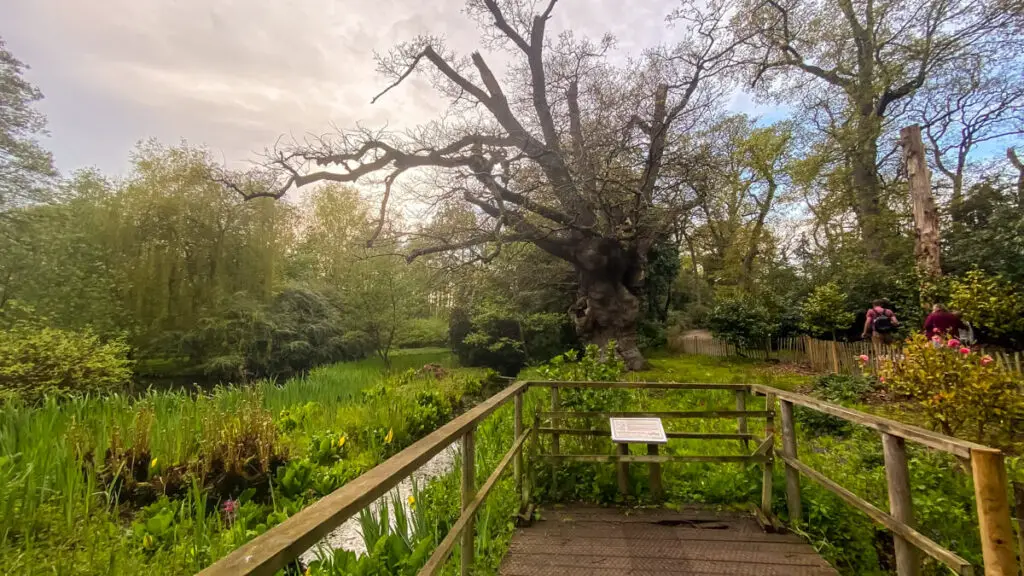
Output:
499,505,838,576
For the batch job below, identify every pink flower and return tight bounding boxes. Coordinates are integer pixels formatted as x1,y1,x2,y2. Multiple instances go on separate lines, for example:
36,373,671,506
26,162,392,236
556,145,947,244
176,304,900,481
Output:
222,499,238,520
947,338,961,348
857,354,869,363
931,335,942,343
879,376,886,383
981,355,994,366
959,347,971,356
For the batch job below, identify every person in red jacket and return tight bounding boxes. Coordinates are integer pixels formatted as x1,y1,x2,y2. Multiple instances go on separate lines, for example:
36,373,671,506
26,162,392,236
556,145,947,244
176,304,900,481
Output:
924,304,964,339
862,299,899,345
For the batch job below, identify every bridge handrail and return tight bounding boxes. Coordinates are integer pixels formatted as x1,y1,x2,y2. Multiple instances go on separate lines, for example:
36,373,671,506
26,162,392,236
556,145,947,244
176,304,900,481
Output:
198,380,1017,576
750,385,1015,576
750,385,994,458
198,380,529,576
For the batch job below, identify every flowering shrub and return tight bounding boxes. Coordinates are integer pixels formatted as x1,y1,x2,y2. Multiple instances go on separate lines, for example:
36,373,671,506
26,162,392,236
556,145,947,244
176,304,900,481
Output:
878,333,1023,442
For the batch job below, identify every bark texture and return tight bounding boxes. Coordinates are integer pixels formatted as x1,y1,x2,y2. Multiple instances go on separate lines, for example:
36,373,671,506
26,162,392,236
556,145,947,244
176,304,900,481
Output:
569,237,647,371
901,125,941,279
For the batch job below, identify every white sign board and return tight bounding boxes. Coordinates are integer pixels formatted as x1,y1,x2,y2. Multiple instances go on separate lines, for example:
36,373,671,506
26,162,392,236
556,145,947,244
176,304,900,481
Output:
609,417,667,444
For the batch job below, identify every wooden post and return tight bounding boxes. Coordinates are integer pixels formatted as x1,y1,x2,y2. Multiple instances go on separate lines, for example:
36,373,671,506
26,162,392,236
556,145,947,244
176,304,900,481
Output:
648,444,662,501
461,427,476,576
1013,482,1024,576
971,449,1017,575
882,434,920,576
831,340,841,374
780,400,802,524
513,391,523,506
735,390,749,451
616,443,630,496
550,386,560,457
901,125,941,309
762,394,776,517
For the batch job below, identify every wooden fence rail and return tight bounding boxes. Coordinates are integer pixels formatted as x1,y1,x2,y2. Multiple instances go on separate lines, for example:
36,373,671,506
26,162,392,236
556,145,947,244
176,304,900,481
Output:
750,384,1015,576
198,381,1018,576
671,334,1024,376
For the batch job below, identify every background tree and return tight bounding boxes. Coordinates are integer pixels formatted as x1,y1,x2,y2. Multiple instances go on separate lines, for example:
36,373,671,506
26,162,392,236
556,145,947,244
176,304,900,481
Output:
914,61,1024,210
734,0,1019,258
0,37,57,219
225,0,748,369
799,282,855,339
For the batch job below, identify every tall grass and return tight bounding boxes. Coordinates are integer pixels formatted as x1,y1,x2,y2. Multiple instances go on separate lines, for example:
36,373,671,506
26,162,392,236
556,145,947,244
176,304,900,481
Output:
0,350,463,572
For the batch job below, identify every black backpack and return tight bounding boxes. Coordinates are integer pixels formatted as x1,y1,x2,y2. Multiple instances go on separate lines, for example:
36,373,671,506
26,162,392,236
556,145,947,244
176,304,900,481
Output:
872,310,895,333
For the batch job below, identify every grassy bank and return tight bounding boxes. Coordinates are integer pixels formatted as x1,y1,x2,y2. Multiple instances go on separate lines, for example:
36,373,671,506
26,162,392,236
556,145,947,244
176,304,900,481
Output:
0,349,499,575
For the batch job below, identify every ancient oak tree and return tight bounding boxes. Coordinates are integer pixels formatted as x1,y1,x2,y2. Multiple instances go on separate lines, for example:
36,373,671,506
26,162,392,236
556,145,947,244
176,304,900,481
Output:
225,0,742,369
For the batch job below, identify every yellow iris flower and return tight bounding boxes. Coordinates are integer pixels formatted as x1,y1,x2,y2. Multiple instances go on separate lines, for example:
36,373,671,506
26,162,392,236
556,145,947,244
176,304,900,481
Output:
384,428,394,444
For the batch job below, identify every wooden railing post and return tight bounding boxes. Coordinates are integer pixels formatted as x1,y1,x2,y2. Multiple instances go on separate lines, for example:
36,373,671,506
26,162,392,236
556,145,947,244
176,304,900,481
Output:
882,433,920,576
735,389,749,451
616,443,630,496
762,393,776,517
780,400,802,524
550,386,560,456
647,443,662,501
971,449,1017,575
513,391,523,506
461,427,476,576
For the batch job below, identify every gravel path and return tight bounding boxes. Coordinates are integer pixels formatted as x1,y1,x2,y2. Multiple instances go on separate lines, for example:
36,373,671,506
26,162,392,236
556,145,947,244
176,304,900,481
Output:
299,441,460,565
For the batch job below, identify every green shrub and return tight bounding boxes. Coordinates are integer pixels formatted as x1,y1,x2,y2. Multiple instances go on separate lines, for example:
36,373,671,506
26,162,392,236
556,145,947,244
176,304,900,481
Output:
707,296,777,352
0,323,133,402
407,390,454,438
949,269,1024,347
450,301,574,376
537,342,627,412
799,283,855,339
813,374,877,404
395,317,448,349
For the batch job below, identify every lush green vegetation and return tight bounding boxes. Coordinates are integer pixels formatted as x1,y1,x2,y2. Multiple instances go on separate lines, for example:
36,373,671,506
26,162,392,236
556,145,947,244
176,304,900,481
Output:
3,0,1024,572
0,350,505,575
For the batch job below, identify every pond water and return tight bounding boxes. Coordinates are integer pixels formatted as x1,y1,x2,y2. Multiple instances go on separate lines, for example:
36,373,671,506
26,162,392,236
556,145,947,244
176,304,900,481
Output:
299,441,460,565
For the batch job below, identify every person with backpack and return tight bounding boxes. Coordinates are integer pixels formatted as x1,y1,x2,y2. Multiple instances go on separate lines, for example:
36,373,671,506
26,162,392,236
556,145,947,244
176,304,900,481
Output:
862,299,899,345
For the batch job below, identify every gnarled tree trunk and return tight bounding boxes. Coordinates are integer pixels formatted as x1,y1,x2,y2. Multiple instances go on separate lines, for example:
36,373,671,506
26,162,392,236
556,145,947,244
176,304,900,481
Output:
569,238,648,371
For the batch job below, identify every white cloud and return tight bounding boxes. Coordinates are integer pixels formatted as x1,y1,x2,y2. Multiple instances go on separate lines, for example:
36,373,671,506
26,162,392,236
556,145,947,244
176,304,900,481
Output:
2,0,688,174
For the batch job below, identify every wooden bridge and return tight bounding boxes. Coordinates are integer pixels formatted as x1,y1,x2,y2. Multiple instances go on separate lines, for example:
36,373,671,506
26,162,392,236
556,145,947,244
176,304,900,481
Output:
199,381,1018,576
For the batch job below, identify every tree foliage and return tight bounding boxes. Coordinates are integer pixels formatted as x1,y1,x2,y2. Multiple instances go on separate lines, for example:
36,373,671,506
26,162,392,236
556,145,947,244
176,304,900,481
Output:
948,270,1024,347
0,316,132,402
0,37,57,218
799,282,855,339
0,142,445,387
707,295,778,351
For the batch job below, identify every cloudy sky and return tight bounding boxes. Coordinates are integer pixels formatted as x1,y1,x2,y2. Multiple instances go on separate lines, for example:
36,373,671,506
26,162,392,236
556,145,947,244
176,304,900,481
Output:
3,0,768,177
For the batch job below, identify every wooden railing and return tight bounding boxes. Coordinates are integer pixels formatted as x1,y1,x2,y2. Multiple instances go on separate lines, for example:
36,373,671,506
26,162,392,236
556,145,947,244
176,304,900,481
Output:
198,381,532,576
531,380,773,506
750,385,1016,576
198,381,1017,576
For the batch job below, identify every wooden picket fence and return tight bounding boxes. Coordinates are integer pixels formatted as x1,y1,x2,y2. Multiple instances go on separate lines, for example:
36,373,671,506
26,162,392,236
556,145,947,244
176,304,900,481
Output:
670,334,1024,377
